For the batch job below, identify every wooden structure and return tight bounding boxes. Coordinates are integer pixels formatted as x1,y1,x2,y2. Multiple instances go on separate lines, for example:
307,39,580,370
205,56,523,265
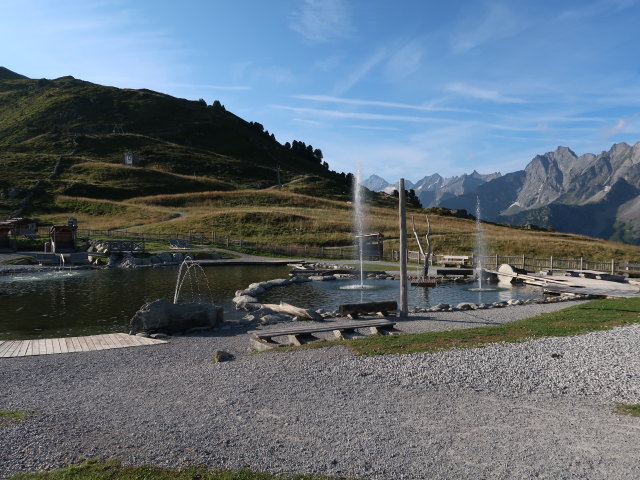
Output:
398,178,408,317
49,225,77,253
410,277,437,287
0,223,16,251
3,217,37,236
442,255,472,267
356,232,384,260
123,152,142,166
0,333,167,358
248,319,400,351
338,300,398,318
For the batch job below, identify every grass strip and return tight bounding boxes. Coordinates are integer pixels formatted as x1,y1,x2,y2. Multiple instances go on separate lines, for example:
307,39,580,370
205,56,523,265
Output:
8,459,357,480
311,298,640,356
0,410,36,426
615,404,640,417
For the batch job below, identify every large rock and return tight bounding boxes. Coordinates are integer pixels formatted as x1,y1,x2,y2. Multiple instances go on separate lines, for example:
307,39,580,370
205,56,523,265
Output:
129,298,224,333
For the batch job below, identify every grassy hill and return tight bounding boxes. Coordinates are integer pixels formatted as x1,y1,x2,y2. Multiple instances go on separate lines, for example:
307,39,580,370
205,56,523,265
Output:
0,68,351,218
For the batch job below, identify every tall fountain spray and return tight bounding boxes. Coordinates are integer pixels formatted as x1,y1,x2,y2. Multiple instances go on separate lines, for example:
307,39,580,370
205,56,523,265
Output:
353,166,365,288
474,196,487,290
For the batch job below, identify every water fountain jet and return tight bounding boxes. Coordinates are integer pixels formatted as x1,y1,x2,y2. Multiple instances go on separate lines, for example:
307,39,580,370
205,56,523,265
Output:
469,196,497,292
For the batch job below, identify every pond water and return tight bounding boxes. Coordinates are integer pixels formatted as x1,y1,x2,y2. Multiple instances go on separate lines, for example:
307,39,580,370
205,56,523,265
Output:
0,265,289,340
0,266,545,340
261,278,545,312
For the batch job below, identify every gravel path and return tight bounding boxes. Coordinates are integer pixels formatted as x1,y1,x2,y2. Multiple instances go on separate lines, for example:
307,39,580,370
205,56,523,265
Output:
2,301,640,479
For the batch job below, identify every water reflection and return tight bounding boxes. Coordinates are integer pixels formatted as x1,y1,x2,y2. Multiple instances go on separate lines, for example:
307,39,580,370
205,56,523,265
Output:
0,265,288,339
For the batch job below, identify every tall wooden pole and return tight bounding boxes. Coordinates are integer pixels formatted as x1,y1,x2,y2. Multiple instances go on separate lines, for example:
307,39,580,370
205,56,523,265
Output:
398,179,408,317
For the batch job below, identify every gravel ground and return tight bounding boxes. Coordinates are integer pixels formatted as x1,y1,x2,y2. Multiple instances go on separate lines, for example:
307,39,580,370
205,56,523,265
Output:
2,301,640,479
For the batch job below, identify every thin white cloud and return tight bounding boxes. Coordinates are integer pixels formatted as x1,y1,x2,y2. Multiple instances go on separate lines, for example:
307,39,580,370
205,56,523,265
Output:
445,82,526,104
169,83,251,91
558,0,637,19
271,104,449,123
602,116,640,137
385,40,424,80
450,3,522,53
347,125,400,131
230,61,295,85
293,94,473,113
289,0,353,43
330,48,388,96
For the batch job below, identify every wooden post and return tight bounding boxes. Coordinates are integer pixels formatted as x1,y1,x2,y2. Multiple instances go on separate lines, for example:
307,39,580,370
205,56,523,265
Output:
495,254,499,269
580,257,583,270
398,179,408,318
612,259,615,275
550,255,553,273
522,254,525,270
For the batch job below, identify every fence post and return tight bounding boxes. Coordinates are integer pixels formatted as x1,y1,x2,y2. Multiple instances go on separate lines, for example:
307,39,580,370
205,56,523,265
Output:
550,255,553,273
612,259,615,275
521,254,525,270
580,257,583,270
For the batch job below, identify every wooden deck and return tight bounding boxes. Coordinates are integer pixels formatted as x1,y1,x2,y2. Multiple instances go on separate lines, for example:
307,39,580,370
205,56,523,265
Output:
0,333,167,358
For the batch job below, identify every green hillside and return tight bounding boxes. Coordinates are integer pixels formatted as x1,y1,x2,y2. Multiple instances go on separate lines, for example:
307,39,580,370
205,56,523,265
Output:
0,68,351,218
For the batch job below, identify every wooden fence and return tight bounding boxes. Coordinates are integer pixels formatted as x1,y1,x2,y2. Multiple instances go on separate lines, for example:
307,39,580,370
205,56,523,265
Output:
42,227,640,276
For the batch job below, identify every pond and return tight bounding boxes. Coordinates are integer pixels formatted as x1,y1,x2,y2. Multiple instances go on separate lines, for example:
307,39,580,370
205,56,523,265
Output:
261,278,545,312
0,266,545,340
0,265,289,340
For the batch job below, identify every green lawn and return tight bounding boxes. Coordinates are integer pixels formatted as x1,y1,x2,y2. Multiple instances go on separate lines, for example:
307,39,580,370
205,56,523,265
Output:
8,459,356,480
309,298,640,355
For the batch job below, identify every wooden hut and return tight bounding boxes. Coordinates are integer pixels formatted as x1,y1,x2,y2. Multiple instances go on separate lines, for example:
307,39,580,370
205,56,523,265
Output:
50,225,77,253
0,223,16,252
356,232,384,261
9,217,38,236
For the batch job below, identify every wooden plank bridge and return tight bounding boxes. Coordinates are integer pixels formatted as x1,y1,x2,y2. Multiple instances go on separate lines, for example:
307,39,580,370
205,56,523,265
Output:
0,333,167,358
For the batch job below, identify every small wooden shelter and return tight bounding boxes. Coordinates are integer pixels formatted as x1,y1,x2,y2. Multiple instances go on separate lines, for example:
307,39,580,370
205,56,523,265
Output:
0,223,16,252
356,232,384,261
123,152,142,166
8,217,38,236
49,225,77,253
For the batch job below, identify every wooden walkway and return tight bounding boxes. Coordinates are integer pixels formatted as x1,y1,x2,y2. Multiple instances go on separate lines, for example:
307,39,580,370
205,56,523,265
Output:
0,333,167,358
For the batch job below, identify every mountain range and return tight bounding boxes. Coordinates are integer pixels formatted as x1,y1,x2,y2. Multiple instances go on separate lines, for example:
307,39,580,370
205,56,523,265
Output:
364,142,640,245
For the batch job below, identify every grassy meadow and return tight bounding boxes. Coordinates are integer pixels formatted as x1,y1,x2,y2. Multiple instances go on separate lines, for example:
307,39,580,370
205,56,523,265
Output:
33,185,640,262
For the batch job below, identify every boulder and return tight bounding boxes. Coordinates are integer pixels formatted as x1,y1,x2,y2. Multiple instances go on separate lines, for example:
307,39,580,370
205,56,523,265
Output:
456,302,476,310
430,303,450,312
159,252,173,263
259,313,291,324
232,295,261,311
129,298,224,334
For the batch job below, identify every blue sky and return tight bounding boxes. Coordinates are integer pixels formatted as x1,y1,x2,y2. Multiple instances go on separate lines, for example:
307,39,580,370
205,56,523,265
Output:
2,0,640,181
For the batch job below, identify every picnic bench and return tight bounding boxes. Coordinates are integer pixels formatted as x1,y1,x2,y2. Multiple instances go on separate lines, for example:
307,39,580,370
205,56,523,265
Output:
248,319,401,351
441,255,472,267
338,300,398,318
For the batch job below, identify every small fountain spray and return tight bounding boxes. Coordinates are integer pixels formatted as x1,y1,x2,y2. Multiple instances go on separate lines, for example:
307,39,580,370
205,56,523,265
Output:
341,165,377,293
173,256,213,304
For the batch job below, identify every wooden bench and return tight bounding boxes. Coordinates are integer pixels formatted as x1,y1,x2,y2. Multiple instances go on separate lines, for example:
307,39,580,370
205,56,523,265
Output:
442,255,472,267
248,319,401,351
338,300,398,318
